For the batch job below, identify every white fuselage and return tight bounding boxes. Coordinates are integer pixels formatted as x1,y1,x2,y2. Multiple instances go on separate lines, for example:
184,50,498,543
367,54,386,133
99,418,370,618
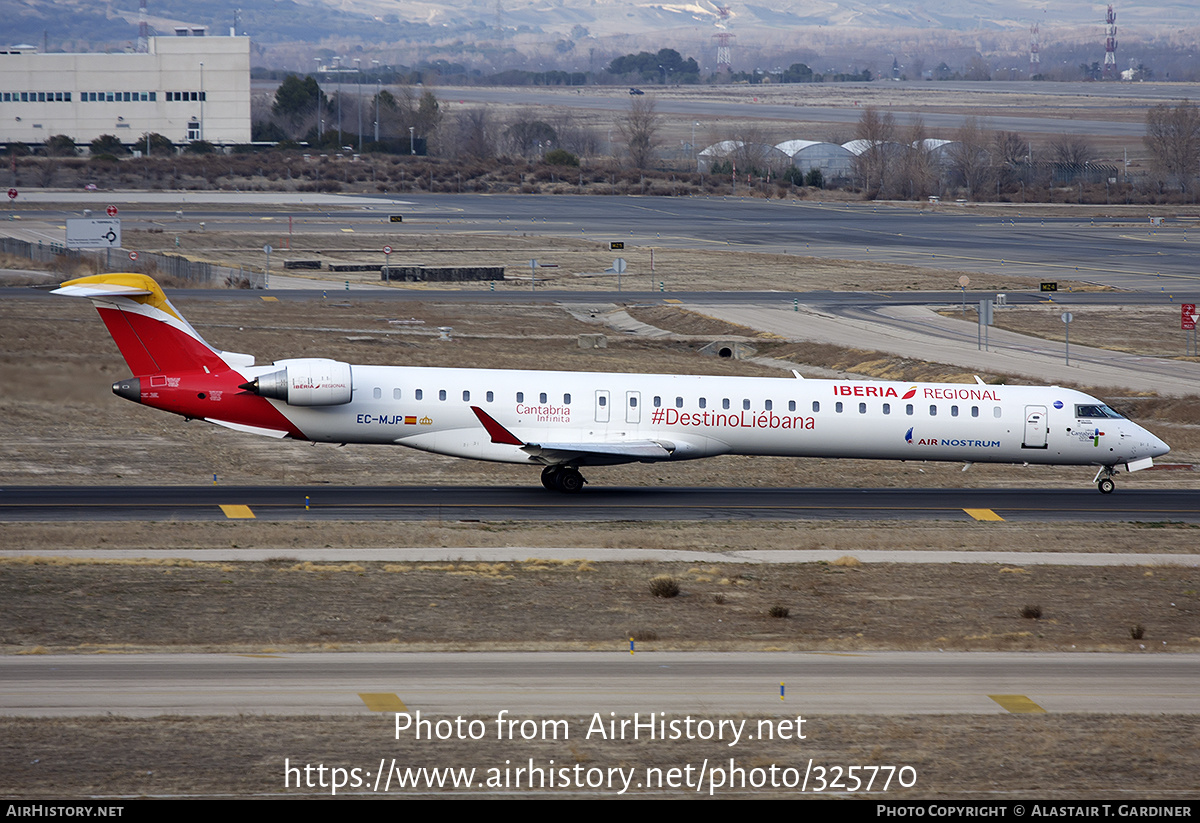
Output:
247,364,1169,471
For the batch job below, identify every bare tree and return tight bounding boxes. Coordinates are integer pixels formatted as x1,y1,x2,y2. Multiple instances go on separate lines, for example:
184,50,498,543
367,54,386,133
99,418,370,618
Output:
452,107,496,160
619,95,662,170
505,109,558,159
947,117,993,200
1145,100,1200,192
852,107,898,198
993,130,1029,191
1049,134,1096,166
899,116,937,199
993,131,1029,166
551,111,598,158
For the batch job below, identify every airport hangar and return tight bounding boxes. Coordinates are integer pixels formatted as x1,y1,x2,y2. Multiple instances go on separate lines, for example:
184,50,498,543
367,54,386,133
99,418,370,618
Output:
0,33,250,149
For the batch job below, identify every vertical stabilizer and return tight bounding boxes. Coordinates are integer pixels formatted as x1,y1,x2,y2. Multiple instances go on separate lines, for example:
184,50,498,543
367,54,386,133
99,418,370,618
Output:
52,273,249,375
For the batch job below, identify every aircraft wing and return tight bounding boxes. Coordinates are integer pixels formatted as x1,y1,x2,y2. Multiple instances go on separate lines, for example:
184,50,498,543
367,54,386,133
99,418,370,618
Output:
469,406,674,462
521,441,673,460
205,418,292,438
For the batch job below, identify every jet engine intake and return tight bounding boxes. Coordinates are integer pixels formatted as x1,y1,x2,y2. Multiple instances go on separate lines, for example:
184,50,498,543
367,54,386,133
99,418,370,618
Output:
240,358,353,406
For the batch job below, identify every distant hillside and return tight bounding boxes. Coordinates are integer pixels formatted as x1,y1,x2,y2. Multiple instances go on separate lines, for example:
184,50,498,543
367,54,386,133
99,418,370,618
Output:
5,0,1197,59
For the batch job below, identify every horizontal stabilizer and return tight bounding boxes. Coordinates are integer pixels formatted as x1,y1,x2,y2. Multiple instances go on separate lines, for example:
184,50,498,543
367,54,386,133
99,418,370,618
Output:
52,283,153,299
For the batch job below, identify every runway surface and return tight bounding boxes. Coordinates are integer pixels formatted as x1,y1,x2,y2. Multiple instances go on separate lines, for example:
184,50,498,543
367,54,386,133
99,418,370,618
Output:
440,82,1187,141
2,652,1195,717
11,194,1200,291
3,485,1197,523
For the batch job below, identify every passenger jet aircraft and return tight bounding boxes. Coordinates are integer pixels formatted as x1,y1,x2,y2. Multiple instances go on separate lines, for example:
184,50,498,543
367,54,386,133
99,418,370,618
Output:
55,273,1170,494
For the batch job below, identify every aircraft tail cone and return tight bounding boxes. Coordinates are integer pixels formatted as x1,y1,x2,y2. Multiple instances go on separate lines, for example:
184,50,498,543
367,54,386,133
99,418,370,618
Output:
112,377,141,403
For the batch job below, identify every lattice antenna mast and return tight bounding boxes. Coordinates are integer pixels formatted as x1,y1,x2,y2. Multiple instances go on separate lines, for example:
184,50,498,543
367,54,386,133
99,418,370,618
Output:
1029,22,1040,67
137,0,149,53
1103,5,1118,79
713,5,733,72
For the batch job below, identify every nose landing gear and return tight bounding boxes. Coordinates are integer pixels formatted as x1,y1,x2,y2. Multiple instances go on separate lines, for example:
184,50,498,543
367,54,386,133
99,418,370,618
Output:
1094,466,1117,494
541,465,586,493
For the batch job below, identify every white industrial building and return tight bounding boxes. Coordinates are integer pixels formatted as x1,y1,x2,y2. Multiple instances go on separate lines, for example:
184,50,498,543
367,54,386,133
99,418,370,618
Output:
0,34,250,148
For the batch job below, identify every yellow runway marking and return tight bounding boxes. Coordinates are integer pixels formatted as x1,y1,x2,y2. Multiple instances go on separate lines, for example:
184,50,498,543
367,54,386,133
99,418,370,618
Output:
663,298,682,304
219,504,255,519
964,508,1004,521
341,228,355,233
360,693,407,712
260,296,278,302
989,694,1045,713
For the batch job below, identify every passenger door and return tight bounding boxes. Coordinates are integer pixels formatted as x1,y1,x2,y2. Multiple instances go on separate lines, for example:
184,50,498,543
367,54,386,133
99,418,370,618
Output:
1022,405,1048,449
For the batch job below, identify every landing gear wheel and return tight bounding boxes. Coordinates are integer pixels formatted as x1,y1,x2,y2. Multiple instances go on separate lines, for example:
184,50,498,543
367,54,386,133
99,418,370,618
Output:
540,466,561,490
555,467,586,493
1098,477,1115,494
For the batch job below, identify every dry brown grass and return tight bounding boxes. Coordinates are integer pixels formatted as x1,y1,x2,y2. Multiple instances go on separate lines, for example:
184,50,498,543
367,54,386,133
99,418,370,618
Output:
2,557,1197,653
2,713,1197,798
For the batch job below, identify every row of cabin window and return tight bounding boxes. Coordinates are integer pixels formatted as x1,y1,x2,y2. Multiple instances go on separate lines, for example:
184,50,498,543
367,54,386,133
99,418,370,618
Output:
366,387,1003,418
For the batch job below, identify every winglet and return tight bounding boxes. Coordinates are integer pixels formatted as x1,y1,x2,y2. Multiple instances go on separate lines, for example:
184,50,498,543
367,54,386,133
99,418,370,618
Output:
470,406,524,446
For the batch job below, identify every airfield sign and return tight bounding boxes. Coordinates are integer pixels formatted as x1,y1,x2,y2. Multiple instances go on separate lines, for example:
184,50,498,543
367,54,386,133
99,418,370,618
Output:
66,218,121,249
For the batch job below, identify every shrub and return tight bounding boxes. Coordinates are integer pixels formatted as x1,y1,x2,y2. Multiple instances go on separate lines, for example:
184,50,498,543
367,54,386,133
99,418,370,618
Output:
544,148,579,167
648,575,679,598
1020,605,1043,619
44,135,77,157
1131,624,1145,640
768,605,790,619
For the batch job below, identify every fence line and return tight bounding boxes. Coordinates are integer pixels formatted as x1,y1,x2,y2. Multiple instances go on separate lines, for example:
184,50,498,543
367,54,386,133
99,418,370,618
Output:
0,236,265,288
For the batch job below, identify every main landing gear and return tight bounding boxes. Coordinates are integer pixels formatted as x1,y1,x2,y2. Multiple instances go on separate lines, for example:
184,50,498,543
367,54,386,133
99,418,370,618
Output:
1094,466,1117,494
541,465,586,493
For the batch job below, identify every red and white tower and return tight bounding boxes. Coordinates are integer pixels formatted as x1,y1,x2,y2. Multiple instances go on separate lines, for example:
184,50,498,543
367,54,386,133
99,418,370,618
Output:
136,0,149,53
713,33,734,72
713,5,733,72
1103,5,1118,80
1029,22,1040,68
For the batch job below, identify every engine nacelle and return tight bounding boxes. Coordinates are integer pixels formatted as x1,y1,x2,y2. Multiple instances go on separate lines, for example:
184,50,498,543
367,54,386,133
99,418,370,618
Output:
242,358,353,406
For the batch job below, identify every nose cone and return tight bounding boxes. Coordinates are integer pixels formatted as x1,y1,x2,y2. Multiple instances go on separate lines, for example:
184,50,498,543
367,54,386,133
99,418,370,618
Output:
1149,432,1171,458
1129,423,1170,459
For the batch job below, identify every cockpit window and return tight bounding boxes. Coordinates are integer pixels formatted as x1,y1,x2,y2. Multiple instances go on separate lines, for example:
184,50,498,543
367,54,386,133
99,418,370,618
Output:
1075,404,1123,419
